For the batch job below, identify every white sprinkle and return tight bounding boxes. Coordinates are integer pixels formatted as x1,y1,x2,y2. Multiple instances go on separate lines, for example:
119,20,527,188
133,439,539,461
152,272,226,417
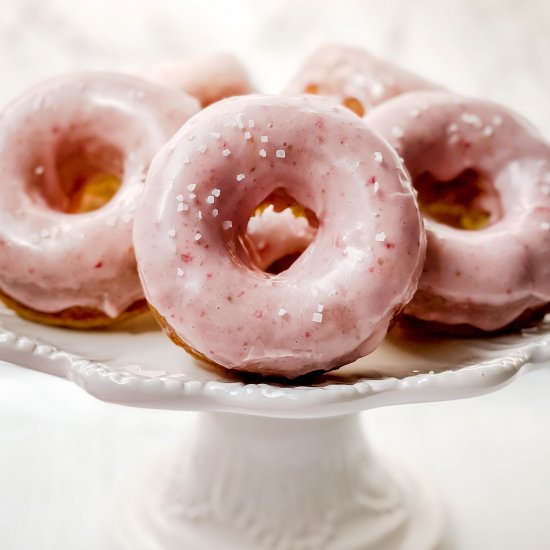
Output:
211,188,221,197
106,218,116,227
391,126,404,138
197,210,202,220
34,166,44,175
244,131,252,140
122,212,133,224
176,193,184,201
222,148,231,157
410,108,420,118
429,370,435,375
260,135,269,143
40,228,50,238
212,209,219,217
317,303,324,313
374,152,383,163
210,131,221,139
236,113,245,129
198,143,207,154
278,308,287,317
248,119,255,128
236,173,245,182
187,184,196,191
461,112,483,128
493,115,503,126
177,268,184,277
447,123,459,134
206,195,215,204
375,232,386,242
259,149,267,157
168,227,176,238
312,312,323,323
373,180,380,193
224,119,237,127
541,222,550,231
276,149,286,158
194,232,202,241
177,202,188,212
483,126,494,137
222,220,233,230
182,154,190,164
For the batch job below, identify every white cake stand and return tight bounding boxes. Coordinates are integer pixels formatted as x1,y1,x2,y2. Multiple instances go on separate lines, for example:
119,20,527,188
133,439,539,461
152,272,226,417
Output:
1,304,548,550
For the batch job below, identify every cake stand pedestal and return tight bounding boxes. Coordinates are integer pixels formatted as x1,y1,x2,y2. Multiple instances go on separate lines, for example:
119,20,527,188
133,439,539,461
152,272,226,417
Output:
0,305,547,549
110,413,441,550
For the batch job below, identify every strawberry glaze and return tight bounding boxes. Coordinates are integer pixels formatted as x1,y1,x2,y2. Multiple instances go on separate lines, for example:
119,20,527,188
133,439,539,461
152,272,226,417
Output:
134,95,426,377
0,72,199,318
367,91,550,330
285,44,439,116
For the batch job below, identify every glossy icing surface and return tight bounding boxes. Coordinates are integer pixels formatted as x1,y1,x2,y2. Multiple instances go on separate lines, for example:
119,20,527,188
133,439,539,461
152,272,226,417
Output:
0,72,199,318
134,94,426,377
142,53,254,107
285,44,439,116
367,91,550,330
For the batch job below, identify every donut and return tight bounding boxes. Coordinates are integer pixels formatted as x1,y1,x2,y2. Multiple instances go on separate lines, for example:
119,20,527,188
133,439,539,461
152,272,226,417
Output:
142,53,254,108
284,44,439,117
0,72,199,328
366,91,550,332
133,94,426,378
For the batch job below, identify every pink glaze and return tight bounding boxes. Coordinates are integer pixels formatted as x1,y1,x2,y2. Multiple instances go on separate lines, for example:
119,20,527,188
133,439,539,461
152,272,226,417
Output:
0,72,199,318
142,53,254,107
367,91,550,331
285,44,439,116
245,205,316,271
134,94,426,378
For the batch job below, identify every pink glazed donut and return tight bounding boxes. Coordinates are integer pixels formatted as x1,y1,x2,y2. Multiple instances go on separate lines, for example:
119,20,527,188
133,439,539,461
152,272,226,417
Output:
0,72,199,328
367,91,550,332
134,94,426,378
285,44,439,117
142,53,254,108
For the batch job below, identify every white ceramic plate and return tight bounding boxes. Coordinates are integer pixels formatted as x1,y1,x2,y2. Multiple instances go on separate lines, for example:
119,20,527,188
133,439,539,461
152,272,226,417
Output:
0,303,547,418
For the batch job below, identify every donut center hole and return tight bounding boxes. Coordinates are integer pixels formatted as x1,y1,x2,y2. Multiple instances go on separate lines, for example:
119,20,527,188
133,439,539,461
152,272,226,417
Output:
244,188,318,274
414,169,502,230
53,139,123,213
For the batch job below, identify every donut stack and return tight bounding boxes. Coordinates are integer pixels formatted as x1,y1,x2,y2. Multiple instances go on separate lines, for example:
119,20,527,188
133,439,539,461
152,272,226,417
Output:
1,46,550,378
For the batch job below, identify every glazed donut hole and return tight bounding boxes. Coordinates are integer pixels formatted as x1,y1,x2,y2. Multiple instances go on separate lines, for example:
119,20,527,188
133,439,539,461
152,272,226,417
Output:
30,133,124,214
414,168,503,230
56,137,123,213
243,187,319,274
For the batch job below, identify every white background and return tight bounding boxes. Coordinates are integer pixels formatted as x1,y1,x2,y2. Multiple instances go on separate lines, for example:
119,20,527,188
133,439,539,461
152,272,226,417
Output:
1,0,550,549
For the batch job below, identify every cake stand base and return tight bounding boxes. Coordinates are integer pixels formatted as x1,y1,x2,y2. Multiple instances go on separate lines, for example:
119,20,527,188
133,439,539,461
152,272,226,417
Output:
108,412,444,550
